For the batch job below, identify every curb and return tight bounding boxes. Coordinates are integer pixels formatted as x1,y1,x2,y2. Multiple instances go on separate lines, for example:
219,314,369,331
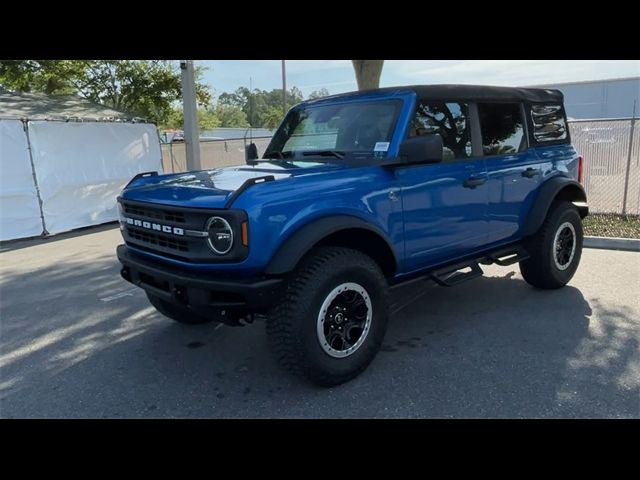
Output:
584,236,640,252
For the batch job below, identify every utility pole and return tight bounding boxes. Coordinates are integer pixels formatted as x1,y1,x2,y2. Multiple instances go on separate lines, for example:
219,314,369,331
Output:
281,60,287,116
180,60,201,171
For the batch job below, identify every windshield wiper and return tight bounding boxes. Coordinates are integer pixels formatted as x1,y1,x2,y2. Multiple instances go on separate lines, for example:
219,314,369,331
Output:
302,150,345,159
262,151,290,159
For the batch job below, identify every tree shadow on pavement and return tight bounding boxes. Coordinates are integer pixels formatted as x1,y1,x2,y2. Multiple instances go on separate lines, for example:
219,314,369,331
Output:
1,255,638,418
378,271,638,418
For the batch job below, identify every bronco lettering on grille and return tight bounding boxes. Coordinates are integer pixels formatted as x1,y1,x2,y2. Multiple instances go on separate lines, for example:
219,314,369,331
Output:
124,217,185,236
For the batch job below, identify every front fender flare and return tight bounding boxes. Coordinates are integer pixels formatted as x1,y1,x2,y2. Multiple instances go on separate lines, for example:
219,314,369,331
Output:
264,215,398,276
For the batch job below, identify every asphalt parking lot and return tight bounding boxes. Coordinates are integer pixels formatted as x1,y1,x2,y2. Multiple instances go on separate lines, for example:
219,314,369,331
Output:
1,225,638,418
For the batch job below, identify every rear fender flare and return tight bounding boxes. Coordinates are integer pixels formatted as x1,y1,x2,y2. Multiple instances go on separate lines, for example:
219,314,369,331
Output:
522,176,588,237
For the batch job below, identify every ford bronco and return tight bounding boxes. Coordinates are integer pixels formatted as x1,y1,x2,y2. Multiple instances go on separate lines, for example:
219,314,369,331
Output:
117,85,588,386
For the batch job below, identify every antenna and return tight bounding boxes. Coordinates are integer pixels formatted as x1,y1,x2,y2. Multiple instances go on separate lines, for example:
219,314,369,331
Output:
243,77,259,165
249,76,253,143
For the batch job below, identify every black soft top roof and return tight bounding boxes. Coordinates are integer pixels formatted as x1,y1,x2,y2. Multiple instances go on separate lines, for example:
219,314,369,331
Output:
319,84,564,104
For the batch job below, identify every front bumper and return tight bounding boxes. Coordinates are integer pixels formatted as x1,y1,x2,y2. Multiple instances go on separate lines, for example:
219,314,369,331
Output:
116,244,284,323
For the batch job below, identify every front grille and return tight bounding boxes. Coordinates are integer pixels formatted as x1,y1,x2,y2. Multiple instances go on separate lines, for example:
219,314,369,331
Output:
120,199,213,262
127,227,189,252
119,199,247,263
123,203,186,223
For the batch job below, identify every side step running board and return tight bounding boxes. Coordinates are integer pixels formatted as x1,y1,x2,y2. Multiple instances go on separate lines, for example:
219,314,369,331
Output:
478,245,530,266
392,244,531,290
430,261,484,287
430,245,530,288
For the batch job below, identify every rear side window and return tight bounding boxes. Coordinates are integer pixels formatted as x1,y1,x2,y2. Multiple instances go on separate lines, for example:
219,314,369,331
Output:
530,104,568,142
410,101,472,160
477,103,526,155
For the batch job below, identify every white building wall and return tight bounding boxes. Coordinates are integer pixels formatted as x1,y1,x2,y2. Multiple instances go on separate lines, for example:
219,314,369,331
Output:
532,77,640,119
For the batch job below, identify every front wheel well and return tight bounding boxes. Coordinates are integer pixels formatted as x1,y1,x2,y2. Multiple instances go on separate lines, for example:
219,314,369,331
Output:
314,228,397,278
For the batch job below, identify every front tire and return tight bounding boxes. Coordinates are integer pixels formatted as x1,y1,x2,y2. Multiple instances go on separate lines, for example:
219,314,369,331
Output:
520,200,584,289
146,292,215,325
266,247,389,387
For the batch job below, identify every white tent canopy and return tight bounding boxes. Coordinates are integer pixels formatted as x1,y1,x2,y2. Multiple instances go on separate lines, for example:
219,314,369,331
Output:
28,121,161,235
0,120,43,240
0,93,163,241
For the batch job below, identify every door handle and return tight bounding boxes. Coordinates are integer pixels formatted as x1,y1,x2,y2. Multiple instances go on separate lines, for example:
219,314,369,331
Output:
522,168,541,178
463,177,487,188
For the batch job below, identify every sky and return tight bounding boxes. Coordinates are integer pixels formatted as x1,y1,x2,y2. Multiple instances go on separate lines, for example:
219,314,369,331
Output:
199,60,640,100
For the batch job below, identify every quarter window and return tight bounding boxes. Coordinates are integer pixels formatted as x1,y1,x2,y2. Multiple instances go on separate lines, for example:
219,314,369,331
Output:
530,104,568,142
410,101,472,160
478,103,526,156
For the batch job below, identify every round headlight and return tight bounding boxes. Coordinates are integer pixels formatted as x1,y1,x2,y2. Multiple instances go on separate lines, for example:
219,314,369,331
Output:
206,216,234,254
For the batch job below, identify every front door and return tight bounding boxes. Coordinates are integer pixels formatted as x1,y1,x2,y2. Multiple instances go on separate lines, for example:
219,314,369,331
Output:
395,100,489,273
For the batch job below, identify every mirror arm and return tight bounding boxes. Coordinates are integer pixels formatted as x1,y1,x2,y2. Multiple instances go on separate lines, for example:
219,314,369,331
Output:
379,156,403,167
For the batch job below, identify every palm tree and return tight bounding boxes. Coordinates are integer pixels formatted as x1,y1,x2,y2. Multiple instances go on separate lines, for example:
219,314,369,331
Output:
351,61,384,90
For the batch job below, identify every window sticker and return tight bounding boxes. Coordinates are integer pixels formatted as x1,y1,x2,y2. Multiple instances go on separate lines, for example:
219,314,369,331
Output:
374,142,390,152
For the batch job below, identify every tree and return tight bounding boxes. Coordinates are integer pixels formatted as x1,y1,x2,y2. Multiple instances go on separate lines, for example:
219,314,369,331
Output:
308,88,330,99
218,87,249,110
163,107,184,129
0,60,212,125
260,106,286,129
213,104,249,128
198,109,220,130
351,60,384,90
0,60,85,94
218,86,304,128
162,106,220,131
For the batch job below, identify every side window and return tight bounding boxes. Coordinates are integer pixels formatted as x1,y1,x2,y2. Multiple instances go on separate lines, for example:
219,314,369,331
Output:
477,103,525,156
530,103,568,142
410,101,472,160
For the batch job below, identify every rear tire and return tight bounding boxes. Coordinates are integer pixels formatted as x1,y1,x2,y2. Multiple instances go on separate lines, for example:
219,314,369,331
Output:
520,200,583,289
266,247,389,387
146,292,215,325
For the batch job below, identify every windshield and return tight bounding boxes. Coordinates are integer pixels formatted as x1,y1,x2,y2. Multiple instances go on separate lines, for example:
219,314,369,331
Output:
263,99,401,160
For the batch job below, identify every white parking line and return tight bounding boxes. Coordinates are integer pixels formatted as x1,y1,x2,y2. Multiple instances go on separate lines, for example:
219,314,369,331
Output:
99,289,138,302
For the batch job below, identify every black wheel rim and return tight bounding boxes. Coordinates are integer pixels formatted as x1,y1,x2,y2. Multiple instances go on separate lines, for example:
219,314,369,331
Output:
553,221,576,270
317,283,372,358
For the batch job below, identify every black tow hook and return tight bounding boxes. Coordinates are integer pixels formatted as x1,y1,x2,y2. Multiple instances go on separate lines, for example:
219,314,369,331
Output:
219,312,255,327
121,267,131,282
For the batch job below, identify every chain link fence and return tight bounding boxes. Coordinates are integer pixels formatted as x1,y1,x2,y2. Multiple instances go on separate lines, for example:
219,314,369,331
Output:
159,120,639,238
161,136,273,173
569,118,639,238
569,118,639,215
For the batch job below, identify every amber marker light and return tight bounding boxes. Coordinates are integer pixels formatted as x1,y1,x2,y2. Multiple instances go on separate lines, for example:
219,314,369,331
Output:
241,222,249,247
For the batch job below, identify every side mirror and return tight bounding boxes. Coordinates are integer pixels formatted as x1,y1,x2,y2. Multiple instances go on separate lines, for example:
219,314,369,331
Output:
398,134,443,165
245,142,259,163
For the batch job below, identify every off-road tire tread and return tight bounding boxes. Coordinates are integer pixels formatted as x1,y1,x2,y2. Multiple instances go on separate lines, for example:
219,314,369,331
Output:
520,200,583,289
266,246,388,386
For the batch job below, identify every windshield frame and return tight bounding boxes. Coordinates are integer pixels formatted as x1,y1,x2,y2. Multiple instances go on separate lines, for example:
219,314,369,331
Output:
263,94,412,164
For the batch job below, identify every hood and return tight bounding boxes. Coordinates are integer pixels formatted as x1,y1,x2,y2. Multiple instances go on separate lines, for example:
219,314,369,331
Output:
120,161,346,209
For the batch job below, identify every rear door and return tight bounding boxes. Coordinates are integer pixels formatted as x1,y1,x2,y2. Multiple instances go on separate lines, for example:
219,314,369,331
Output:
479,102,544,243
395,100,489,272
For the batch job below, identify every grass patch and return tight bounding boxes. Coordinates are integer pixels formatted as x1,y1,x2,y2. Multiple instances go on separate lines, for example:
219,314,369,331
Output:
583,214,640,239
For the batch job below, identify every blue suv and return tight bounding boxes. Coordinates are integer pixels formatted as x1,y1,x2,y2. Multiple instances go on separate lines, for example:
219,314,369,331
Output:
117,85,588,386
